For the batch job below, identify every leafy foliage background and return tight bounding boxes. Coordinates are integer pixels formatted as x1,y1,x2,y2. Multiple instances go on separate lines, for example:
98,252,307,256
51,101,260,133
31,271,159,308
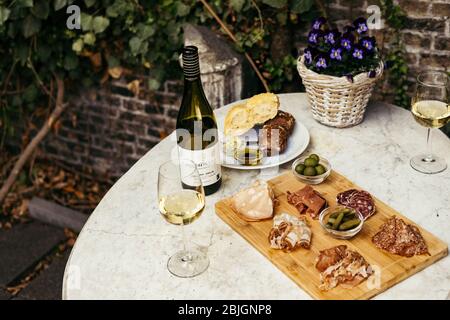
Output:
0,0,319,143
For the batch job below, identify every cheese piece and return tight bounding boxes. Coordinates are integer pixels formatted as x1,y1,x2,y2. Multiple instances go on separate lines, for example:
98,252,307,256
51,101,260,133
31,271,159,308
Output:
230,180,275,221
246,92,279,124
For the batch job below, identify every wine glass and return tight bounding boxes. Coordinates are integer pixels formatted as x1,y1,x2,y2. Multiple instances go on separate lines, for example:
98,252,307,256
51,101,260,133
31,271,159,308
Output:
157,159,209,277
410,71,449,174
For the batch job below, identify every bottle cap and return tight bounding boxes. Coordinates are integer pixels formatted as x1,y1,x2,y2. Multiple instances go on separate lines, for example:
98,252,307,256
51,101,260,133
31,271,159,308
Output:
182,46,200,80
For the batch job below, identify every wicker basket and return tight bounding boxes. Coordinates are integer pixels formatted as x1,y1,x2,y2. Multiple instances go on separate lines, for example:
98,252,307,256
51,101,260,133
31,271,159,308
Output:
297,55,384,128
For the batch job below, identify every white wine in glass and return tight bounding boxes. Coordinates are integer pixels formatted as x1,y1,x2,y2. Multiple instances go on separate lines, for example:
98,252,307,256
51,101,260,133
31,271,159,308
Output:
410,71,449,174
157,159,209,278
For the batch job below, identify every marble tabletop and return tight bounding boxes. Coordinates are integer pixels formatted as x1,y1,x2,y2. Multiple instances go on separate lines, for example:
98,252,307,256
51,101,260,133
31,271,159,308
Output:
63,93,450,300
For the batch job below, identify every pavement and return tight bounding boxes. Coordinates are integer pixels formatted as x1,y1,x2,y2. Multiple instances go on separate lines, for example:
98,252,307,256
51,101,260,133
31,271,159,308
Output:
0,221,70,300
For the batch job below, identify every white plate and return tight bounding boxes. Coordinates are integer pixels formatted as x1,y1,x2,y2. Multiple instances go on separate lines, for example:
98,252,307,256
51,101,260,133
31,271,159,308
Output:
214,99,310,170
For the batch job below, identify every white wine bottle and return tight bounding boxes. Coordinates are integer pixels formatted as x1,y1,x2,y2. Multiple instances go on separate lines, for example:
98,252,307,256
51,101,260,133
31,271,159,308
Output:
176,46,222,195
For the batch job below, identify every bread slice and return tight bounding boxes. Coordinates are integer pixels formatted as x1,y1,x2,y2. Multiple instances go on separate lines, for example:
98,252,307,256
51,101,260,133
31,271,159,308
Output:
224,103,253,136
246,93,279,125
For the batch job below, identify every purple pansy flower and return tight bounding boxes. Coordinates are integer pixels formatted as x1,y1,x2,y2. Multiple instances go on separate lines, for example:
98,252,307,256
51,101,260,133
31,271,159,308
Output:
330,47,343,60
315,54,328,69
312,17,326,30
340,33,354,50
308,30,323,44
360,36,375,51
352,46,364,59
324,29,341,45
304,47,314,64
353,17,368,34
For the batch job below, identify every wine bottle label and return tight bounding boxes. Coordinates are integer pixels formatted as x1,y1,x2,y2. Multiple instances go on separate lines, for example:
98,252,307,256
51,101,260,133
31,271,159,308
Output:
178,143,221,187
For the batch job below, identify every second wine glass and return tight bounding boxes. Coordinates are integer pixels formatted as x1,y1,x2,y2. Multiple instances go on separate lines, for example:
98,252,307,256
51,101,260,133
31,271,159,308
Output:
410,71,449,174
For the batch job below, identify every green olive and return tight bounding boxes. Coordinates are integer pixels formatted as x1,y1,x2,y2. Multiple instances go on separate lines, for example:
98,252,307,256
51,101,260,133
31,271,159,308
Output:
304,158,319,167
303,166,317,176
315,164,326,175
309,154,320,162
295,164,306,174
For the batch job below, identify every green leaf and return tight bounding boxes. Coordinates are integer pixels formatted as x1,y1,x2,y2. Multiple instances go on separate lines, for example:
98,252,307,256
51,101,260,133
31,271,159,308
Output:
276,12,287,25
107,55,120,68
22,14,41,38
31,0,49,19
129,36,142,55
37,44,51,61
290,0,313,14
64,53,79,70
83,32,96,45
72,38,84,53
80,13,93,31
92,16,109,34
262,0,287,9
230,0,245,12
0,7,11,25
175,2,190,17
148,78,160,90
16,0,34,8
84,0,96,8
23,84,38,103
54,0,67,11
137,23,155,39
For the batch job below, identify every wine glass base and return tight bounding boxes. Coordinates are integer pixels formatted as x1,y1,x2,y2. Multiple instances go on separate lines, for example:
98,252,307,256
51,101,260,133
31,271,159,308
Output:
410,154,447,174
167,248,209,278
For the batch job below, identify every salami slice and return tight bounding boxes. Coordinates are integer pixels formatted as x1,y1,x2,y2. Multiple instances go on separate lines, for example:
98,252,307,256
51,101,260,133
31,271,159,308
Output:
337,189,357,205
336,189,376,220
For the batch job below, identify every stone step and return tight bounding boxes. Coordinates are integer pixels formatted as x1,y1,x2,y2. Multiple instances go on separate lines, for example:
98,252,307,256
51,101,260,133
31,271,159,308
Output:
16,250,71,300
0,221,66,287
28,197,88,232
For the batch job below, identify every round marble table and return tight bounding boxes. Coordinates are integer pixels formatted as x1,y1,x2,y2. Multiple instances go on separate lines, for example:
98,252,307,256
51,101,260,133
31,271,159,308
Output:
63,93,450,300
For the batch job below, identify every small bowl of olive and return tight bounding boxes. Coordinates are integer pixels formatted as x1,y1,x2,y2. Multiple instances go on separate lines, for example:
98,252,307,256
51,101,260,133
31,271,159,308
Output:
292,154,331,185
319,206,364,239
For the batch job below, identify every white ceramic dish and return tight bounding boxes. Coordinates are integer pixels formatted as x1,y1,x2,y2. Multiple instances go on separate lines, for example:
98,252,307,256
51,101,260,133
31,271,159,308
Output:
214,99,310,170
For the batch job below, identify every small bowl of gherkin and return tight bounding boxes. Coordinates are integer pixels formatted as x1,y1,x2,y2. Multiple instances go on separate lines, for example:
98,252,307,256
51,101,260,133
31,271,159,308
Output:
319,206,364,239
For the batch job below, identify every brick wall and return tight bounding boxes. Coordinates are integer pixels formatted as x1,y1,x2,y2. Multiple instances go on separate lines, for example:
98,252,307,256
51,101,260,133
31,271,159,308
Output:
39,1,449,181
42,80,181,181
323,0,449,101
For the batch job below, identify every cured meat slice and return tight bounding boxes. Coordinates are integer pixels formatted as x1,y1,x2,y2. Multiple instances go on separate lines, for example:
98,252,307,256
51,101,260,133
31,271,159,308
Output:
268,213,311,251
372,216,429,257
336,189,357,205
315,245,373,291
286,186,327,219
336,189,376,220
231,180,276,221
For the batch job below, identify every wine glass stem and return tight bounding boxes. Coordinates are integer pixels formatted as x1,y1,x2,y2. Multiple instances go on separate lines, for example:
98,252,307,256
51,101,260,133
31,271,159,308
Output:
181,222,193,262
424,128,434,162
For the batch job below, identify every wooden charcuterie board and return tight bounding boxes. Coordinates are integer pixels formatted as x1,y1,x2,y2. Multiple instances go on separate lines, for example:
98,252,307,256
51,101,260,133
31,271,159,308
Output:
215,171,448,300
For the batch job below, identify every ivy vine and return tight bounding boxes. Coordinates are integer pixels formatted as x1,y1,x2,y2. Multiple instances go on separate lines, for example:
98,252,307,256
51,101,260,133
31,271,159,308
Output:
0,0,318,144
379,0,410,109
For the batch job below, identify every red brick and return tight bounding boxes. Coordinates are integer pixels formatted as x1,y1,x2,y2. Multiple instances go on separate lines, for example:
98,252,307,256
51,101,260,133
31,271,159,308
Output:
434,35,450,51
398,0,430,18
403,32,432,49
430,3,450,18
419,54,449,70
